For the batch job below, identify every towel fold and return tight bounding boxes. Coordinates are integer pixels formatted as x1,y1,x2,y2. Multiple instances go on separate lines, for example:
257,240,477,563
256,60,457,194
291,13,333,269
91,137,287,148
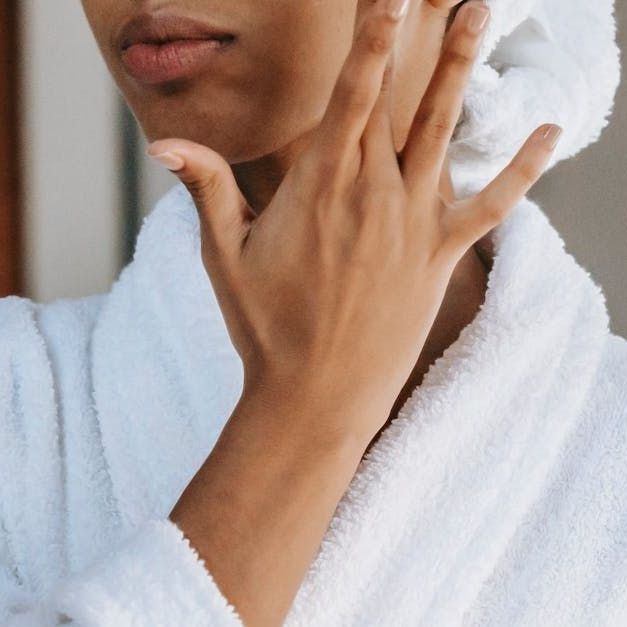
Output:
450,0,621,191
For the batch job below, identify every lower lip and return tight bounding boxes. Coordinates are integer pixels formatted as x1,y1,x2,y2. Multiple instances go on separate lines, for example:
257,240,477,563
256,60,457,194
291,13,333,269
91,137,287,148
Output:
121,38,234,85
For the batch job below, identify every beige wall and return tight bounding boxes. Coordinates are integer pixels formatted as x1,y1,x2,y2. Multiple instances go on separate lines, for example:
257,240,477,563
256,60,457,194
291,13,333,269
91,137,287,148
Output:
21,0,121,302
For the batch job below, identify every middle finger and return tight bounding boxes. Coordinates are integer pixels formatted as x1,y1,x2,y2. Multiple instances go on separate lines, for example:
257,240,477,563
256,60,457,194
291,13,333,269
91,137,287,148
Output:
400,0,490,192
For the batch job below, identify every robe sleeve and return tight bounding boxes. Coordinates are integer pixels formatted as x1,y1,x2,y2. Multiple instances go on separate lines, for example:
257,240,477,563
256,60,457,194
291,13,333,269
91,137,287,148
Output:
0,295,244,626
2,519,242,626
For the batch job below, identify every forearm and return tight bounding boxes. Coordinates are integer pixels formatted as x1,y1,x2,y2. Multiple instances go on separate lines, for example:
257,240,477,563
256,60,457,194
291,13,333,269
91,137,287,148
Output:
169,388,370,627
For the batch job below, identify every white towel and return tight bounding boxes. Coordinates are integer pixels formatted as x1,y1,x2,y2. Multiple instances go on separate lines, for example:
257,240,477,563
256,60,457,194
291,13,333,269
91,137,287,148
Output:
450,0,621,192
1,182,627,626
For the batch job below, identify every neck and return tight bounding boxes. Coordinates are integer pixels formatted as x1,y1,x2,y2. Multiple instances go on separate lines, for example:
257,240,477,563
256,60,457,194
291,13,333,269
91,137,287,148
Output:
231,130,315,216
383,163,490,431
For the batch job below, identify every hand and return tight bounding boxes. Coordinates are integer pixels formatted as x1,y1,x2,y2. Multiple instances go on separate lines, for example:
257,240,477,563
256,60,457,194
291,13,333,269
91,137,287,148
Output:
148,0,561,446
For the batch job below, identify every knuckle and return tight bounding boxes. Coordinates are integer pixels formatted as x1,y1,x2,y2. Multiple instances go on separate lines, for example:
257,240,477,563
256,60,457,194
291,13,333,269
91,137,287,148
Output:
359,15,395,55
512,159,539,186
415,108,455,142
474,193,508,232
481,199,508,225
364,31,391,55
186,174,220,207
441,46,474,71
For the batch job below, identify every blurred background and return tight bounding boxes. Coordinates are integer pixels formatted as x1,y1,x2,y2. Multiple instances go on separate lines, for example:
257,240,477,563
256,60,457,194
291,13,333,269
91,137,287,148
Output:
1,1,626,334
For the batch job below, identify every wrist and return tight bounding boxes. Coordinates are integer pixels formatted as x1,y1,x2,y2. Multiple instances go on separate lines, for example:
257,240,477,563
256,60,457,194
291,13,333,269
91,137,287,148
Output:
233,382,375,460
171,378,375,626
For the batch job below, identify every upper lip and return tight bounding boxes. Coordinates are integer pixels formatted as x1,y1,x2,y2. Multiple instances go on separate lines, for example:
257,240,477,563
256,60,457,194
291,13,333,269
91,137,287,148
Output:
117,13,235,52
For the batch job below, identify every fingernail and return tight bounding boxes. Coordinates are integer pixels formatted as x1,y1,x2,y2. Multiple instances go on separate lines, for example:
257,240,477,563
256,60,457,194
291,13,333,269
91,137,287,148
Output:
147,150,185,172
385,0,410,20
541,124,563,149
462,1,490,34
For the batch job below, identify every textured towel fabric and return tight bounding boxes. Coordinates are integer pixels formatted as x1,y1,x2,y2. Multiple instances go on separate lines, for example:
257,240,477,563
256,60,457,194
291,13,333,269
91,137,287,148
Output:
1,183,627,626
0,0,625,625
450,0,621,192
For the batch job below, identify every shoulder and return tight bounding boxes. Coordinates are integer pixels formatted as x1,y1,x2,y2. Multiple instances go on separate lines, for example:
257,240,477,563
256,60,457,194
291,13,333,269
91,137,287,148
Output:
0,291,108,455
0,292,105,342
587,332,627,419
602,331,627,369
0,290,108,432
0,292,106,379
0,292,115,586
574,332,627,465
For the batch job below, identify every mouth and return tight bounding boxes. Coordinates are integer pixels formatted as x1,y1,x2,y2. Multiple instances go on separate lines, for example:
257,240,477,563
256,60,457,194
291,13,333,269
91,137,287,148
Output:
117,13,237,85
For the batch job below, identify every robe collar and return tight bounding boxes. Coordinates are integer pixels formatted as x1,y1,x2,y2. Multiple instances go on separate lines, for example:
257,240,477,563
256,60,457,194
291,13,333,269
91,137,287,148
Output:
92,183,610,624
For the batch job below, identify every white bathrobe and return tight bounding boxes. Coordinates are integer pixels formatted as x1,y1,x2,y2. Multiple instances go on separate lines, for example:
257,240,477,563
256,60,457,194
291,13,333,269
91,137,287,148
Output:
1,0,625,625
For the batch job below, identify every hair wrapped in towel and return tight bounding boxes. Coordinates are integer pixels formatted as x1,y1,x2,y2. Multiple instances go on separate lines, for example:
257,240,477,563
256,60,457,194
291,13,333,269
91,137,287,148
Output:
450,0,621,192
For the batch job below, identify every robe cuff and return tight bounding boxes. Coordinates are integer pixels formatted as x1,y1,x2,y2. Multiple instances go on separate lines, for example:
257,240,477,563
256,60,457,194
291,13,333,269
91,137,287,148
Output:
53,518,243,626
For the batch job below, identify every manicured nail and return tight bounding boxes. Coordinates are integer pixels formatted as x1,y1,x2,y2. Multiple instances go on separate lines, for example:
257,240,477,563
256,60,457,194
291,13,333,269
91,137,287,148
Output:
385,0,410,20
462,1,490,34
541,124,563,149
147,150,185,172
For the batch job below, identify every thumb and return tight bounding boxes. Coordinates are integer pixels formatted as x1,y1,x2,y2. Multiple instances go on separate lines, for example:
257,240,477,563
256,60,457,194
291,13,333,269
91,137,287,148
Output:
147,138,253,257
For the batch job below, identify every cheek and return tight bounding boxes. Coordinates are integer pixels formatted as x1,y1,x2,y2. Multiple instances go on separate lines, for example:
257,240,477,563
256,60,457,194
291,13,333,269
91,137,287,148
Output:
90,0,358,162
261,2,356,119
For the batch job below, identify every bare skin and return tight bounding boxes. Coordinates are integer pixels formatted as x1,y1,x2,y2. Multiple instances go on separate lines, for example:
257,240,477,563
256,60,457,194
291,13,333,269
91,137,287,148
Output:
81,0,561,624
80,0,487,447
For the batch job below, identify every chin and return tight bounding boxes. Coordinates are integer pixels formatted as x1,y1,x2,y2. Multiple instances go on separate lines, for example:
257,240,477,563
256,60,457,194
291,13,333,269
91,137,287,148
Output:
138,106,315,165
129,96,290,165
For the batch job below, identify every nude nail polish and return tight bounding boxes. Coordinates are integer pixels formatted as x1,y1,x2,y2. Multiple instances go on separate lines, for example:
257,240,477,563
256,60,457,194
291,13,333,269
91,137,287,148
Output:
542,124,563,150
462,2,490,34
148,151,185,172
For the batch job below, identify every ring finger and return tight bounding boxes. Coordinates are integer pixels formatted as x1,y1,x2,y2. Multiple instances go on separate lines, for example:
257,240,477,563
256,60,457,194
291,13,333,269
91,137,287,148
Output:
400,0,490,193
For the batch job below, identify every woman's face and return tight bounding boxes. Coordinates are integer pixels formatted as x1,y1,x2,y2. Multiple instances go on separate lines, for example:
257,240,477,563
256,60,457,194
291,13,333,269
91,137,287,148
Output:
82,1,462,164
81,0,362,163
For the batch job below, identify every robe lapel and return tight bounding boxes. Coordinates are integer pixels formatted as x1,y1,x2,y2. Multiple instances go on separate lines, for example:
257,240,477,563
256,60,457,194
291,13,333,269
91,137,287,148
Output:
92,185,609,625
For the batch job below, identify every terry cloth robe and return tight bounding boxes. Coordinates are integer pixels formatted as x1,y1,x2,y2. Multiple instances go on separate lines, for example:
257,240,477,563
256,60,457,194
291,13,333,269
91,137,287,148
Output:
2,184,627,626
0,0,625,625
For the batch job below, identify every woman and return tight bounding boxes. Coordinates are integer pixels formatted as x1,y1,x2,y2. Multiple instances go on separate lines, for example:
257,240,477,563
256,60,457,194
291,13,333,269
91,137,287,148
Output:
1,0,625,625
